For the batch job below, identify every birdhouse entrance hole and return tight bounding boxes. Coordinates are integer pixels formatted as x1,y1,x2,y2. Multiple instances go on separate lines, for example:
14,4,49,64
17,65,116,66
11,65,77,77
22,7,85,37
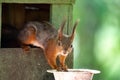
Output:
1,3,50,48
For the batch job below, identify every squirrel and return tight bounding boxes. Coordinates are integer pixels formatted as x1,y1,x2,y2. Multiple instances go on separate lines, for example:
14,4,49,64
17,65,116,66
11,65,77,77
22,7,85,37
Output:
18,19,79,71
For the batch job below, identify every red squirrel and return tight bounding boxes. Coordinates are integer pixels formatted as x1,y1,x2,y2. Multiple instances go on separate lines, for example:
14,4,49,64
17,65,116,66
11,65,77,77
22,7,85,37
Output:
18,19,79,71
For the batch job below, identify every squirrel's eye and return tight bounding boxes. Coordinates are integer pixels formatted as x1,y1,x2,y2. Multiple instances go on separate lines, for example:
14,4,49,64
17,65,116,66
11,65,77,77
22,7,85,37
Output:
58,41,62,46
70,45,73,48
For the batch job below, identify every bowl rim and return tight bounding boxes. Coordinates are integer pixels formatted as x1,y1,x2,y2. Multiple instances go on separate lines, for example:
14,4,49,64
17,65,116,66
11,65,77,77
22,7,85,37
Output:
47,69,100,74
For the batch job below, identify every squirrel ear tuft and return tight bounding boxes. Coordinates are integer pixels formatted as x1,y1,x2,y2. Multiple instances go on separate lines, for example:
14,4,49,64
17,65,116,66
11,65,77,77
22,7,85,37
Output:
58,18,67,39
70,19,80,40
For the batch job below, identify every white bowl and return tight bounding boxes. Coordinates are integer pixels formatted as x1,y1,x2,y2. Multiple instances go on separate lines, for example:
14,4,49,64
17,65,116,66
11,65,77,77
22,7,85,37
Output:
47,69,100,80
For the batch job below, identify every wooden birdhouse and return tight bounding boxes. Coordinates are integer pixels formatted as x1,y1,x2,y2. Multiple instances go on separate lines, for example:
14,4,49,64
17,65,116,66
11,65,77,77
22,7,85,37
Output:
0,0,75,80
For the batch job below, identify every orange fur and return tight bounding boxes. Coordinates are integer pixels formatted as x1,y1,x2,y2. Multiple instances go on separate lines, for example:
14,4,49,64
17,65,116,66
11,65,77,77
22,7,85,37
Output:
18,20,79,71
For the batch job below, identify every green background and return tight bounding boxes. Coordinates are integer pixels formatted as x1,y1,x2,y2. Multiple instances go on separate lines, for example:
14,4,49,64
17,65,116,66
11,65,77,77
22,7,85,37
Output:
73,0,120,80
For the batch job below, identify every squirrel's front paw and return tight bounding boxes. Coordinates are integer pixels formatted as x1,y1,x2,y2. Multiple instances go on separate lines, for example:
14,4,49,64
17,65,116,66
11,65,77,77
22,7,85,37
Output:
56,66,63,71
21,45,31,53
57,65,68,72
62,65,68,72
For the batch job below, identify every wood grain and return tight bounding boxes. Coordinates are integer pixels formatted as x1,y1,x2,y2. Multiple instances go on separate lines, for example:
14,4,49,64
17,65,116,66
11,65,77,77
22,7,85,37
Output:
0,48,73,80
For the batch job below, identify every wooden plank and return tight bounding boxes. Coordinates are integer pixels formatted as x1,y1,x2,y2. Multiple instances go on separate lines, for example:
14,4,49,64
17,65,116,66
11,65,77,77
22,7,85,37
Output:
66,4,73,34
50,4,73,34
50,4,73,68
0,3,1,47
0,48,54,80
0,48,73,80
1,0,75,4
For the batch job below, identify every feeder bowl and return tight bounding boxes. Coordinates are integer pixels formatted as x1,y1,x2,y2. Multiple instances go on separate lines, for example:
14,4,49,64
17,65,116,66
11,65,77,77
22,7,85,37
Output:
47,69,100,80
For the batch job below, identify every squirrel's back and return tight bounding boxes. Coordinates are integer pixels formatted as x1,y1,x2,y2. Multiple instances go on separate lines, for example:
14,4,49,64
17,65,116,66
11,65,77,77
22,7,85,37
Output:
18,21,57,49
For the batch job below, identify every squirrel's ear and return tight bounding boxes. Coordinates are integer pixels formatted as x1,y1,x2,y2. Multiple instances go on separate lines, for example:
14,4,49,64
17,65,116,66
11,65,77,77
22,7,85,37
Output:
26,24,37,34
70,19,80,40
58,18,67,40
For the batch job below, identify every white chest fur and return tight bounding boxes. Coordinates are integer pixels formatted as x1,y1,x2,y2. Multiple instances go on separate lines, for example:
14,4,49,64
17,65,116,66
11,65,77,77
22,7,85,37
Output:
32,41,44,49
57,51,68,56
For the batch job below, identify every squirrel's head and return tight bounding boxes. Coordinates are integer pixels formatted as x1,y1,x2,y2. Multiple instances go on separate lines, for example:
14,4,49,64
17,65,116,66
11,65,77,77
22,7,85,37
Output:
56,18,80,56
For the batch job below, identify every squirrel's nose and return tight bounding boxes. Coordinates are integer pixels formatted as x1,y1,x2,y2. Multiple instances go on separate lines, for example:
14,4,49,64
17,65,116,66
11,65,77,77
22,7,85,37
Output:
63,49,67,54
63,51,66,54
64,48,67,51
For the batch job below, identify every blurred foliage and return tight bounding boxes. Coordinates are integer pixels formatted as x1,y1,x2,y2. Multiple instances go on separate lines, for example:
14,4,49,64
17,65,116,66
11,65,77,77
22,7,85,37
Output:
73,0,120,80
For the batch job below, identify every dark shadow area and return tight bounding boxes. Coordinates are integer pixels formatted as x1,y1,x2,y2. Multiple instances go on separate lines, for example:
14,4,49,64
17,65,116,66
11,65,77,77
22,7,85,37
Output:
1,3,50,48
